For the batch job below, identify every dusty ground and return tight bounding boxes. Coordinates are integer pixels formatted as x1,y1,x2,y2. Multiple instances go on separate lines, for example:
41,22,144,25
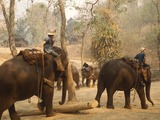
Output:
1,46,160,120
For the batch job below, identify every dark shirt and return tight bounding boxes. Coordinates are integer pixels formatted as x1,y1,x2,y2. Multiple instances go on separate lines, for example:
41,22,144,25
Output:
43,36,55,53
135,53,145,65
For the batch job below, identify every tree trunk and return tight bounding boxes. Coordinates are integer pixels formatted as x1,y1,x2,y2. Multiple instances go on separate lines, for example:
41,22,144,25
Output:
1,0,17,57
157,33,160,71
9,0,17,57
151,0,160,71
58,0,77,102
80,25,89,68
80,32,85,67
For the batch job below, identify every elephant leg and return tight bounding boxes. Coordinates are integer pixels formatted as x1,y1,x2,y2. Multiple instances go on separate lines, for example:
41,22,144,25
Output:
75,81,80,90
86,78,91,87
136,87,148,109
92,79,96,87
8,104,20,120
107,89,115,109
82,77,85,86
43,85,56,117
37,101,45,112
124,90,132,109
0,109,3,120
95,84,105,107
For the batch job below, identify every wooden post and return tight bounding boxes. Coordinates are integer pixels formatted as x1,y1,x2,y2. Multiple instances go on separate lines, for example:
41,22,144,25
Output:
53,100,98,113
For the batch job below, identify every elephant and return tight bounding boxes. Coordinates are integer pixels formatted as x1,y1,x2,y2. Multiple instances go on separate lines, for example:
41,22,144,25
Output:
81,62,100,87
95,58,154,109
0,47,67,120
56,64,80,90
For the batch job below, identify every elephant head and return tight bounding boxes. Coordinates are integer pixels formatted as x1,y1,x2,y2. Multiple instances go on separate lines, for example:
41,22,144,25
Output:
53,46,68,105
141,67,154,106
81,63,95,87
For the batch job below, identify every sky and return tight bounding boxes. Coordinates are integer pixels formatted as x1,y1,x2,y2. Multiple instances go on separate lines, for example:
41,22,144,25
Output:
15,0,86,20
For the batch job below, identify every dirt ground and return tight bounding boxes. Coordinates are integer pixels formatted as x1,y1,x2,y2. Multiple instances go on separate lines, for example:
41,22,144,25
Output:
1,46,160,120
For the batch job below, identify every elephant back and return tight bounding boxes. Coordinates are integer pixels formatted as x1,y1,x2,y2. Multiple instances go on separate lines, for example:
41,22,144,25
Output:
121,56,140,71
17,48,48,66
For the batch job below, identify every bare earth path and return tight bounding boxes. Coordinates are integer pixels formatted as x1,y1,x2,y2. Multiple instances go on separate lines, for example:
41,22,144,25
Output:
0,47,160,120
2,81,160,120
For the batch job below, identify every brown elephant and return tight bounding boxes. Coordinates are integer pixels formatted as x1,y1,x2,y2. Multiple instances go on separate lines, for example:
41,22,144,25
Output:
95,58,154,109
56,64,80,90
81,62,100,87
0,47,67,120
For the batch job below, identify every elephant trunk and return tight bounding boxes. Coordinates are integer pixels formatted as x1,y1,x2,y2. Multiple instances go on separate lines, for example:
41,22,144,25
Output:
59,76,67,105
145,80,154,106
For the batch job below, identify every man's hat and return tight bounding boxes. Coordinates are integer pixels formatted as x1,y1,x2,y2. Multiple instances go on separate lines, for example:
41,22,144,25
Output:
140,47,145,52
48,29,56,36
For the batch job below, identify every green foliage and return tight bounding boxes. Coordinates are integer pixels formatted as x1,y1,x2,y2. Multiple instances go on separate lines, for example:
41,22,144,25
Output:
90,7,121,67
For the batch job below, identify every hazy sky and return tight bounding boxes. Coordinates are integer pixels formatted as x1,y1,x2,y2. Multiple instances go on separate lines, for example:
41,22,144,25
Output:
15,0,85,20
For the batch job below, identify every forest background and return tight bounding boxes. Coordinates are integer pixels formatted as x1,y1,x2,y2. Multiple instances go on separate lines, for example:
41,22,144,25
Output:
0,0,160,72
1,0,160,119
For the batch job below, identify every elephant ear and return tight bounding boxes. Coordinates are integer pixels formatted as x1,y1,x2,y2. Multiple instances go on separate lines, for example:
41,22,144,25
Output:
121,56,140,70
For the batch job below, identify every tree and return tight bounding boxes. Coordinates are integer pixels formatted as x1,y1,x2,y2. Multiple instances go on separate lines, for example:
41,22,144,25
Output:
73,0,100,67
74,0,134,67
58,0,77,103
91,7,120,67
0,0,17,57
151,0,160,71
25,2,57,46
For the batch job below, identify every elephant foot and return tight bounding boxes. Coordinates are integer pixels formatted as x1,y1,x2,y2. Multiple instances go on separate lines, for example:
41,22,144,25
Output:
46,111,56,117
141,104,148,109
107,104,114,109
10,114,21,120
37,102,45,112
124,105,132,109
57,88,61,91
75,86,80,90
97,103,101,108
86,85,91,88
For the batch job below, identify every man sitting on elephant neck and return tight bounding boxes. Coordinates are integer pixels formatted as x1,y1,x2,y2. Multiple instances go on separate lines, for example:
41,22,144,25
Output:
42,29,64,71
135,47,150,85
82,62,90,71
134,47,150,69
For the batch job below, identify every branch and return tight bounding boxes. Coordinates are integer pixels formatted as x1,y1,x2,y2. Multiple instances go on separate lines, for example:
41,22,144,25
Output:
89,0,99,18
151,0,160,27
151,0,159,11
0,0,10,34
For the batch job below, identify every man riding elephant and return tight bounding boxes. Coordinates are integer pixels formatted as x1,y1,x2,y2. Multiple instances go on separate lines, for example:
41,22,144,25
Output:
135,47,151,85
135,47,150,69
42,29,64,71
81,62,99,87
37,29,65,111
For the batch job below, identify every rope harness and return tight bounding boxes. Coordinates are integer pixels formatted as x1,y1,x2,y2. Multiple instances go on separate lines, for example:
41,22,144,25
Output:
18,49,54,103
121,56,144,102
